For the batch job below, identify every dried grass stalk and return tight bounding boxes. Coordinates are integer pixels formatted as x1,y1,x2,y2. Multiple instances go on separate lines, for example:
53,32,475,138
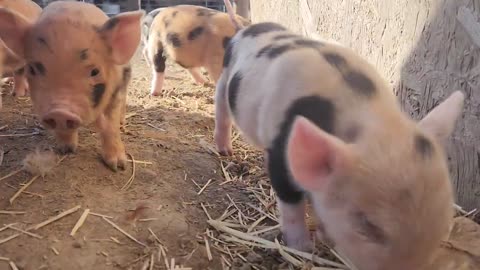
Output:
70,209,90,236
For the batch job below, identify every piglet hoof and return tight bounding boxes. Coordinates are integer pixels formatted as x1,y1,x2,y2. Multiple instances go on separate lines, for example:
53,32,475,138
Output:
283,231,314,252
102,151,127,172
203,82,215,88
218,148,233,156
57,144,77,155
215,138,233,156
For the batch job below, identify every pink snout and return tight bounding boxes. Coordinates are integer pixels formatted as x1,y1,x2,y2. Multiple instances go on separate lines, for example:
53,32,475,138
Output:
41,110,82,130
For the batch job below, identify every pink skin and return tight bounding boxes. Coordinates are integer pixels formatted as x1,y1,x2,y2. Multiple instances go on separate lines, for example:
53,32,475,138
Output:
214,76,233,155
150,70,164,96
277,198,313,251
12,71,28,97
188,67,208,85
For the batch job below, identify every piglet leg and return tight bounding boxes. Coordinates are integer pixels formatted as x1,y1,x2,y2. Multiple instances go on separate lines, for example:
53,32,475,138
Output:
13,67,28,97
214,74,233,155
149,45,166,96
96,93,127,171
187,67,208,85
277,198,313,251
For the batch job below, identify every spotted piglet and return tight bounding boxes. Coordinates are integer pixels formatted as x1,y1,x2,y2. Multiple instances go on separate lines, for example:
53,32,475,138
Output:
0,0,41,109
144,5,250,96
0,1,144,171
215,2,464,270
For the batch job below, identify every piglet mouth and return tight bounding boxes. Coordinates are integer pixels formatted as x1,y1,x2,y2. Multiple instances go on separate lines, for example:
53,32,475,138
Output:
41,109,82,130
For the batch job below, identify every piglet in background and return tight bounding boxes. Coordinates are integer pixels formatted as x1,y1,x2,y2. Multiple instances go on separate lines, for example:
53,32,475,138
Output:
216,0,464,269
0,0,42,110
143,4,250,96
0,1,144,171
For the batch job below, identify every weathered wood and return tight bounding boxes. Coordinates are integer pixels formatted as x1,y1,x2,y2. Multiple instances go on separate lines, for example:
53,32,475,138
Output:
235,0,250,19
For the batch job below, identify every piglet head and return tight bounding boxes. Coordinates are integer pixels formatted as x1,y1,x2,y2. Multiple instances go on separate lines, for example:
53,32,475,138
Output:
0,6,143,152
286,91,464,270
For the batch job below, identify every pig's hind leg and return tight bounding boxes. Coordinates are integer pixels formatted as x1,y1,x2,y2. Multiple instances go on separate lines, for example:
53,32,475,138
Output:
214,73,233,155
187,67,208,85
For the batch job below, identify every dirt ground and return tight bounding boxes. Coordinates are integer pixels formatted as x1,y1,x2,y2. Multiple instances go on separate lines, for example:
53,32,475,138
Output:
0,48,291,270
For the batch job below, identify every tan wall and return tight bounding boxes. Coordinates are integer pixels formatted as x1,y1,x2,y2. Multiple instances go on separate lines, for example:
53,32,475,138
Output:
251,0,480,210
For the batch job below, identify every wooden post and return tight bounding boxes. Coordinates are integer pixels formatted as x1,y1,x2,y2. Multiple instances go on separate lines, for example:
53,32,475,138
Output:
235,0,250,19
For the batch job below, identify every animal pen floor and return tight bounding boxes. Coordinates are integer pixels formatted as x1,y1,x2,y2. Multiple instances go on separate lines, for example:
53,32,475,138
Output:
0,49,343,270
0,49,479,270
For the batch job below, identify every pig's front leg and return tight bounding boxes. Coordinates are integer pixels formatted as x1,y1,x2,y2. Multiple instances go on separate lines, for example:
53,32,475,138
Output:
214,74,233,155
13,67,28,97
187,67,208,85
96,99,127,171
277,198,313,251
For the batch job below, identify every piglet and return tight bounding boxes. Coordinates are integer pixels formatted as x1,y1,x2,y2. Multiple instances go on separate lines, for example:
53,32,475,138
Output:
0,1,144,171
0,0,42,109
215,1,464,269
143,4,250,96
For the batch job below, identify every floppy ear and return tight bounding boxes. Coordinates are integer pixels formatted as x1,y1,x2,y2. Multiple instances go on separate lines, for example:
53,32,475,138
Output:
286,116,350,191
99,10,145,65
0,8,33,58
418,91,465,145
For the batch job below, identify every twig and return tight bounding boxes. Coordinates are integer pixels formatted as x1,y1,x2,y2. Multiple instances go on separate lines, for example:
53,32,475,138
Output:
200,203,212,220
204,236,212,261
149,253,154,270
0,211,26,215
9,261,19,270
0,169,23,182
121,153,136,191
101,217,146,247
0,130,40,137
9,176,39,204
70,209,90,236
126,159,152,165
197,179,213,195
51,247,59,255
4,224,42,239
208,220,347,268
89,212,113,219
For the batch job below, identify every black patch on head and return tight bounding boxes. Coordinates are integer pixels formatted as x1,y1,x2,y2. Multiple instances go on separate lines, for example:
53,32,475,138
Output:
188,26,204,41
267,44,295,58
92,83,106,107
34,62,45,76
223,39,234,67
79,49,89,60
166,32,181,48
227,72,242,114
273,34,298,40
294,39,324,49
323,52,376,97
415,134,433,158
268,96,335,204
242,22,287,38
343,71,375,97
103,17,119,31
353,211,388,245
153,49,167,73
196,8,216,17
323,53,348,71
14,67,25,75
222,36,231,49
256,44,274,58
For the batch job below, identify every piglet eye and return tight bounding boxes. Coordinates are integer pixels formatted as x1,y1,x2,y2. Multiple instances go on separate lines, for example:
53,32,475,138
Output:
28,65,36,76
90,68,100,77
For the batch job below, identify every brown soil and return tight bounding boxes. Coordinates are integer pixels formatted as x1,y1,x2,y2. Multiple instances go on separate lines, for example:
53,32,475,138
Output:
0,49,274,270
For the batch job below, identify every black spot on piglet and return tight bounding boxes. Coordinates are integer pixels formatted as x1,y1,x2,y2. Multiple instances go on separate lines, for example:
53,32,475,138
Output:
34,62,46,76
166,32,182,48
92,83,106,107
188,26,204,41
267,96,335,204
227,72,242,114
415,134,433,158
222,37,231,49
242,22,287,38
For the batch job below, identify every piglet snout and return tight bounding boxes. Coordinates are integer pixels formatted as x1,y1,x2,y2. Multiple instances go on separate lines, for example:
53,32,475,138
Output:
42,110,82,130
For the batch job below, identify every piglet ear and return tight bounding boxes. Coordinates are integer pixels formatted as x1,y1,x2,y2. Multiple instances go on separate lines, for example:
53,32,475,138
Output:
0,8,33,58
286,116,348,191
418,91,465,145
99,10,145,65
